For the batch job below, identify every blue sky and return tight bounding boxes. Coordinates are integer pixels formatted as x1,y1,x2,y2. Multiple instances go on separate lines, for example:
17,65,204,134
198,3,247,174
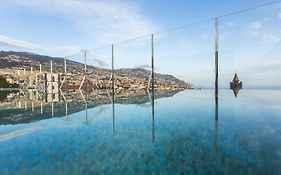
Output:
0,0,278,55
0,0,280,87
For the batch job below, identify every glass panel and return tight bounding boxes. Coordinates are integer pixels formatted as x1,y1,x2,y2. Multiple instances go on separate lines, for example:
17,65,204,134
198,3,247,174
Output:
114,36,152,136
154,20,214,90
220,4,281,91
115,36,151,94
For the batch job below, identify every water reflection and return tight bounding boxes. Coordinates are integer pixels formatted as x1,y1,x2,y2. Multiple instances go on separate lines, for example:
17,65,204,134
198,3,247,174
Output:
0,88,178,126
151,89,155,143
106,88,115,134
215,87,219,149
232,87,241,98
79,90,88,124
112,89,116,135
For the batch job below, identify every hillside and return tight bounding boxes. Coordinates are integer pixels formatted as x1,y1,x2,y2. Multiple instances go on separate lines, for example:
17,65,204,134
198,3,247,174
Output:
0,51,192,90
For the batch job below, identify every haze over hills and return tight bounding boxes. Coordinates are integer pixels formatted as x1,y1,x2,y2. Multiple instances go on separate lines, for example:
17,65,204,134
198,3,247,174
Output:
0,51,192,90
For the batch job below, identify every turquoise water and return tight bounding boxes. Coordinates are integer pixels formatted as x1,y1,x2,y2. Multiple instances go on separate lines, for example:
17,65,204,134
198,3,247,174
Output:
0,90,281,174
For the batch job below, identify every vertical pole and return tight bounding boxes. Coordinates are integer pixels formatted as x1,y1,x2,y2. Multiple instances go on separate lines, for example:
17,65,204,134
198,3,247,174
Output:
215,18,219,148
24,101,27,110
50,60,53,94
63,57,67,91
35,74,37,89
84,51,87,73
112,45,115,93
151,34,155,143
65,102,68,120
79,50,87,91
52,102,54,117
41,102,43,114
32,101,34,112
85,103,88,124
64,57,67,74
35,66,38,89
84,51,87,91
112,44,115,134
39,64,42,90
17,69,20,85
151,34,155,97
50,60,53,74
23,68,26,88
215,17,219,99
30,66,33,87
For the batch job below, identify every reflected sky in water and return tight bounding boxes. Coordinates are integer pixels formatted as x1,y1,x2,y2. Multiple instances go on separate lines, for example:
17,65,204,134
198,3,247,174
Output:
0,90,281,174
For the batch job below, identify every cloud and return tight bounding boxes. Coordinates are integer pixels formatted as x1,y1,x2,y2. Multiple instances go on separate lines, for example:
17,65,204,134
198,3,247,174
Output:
92,58,108,67
135,64,151,70
0,34,40,50
247,20,280,45
278,12,281,19
9,0,159,44
249,30,280,44
0,34,80,56
46,46,80,56
241,64,281,74
262,33,280,44
227,22,235,28
249,21,262,30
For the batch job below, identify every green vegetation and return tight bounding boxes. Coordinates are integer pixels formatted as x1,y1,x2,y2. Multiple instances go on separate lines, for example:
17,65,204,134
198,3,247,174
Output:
0,75,18,88
0,75,18,101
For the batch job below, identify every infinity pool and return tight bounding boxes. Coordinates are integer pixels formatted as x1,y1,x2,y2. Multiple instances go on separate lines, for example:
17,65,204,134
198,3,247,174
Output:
0,90,281,174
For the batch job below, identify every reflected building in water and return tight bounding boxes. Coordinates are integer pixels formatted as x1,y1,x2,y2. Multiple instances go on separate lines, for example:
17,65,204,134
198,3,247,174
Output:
44,73,60,102
0,88,177,126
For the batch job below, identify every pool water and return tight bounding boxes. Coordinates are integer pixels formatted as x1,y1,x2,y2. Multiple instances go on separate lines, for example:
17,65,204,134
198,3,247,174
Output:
0,90,281,174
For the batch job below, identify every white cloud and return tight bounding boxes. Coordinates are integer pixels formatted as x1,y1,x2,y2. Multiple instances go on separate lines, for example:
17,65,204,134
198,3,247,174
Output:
249,21,262,30
249,31,280,45
0,34,80,56
9,0,159,44
227,22,235,27
279,12,281,19
262,33,280,44
46,46,80,56
135,64,151,70
0,34,40,50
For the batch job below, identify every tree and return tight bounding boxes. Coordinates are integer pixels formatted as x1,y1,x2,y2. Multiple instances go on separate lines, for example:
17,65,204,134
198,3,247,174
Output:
0,75,10,88
0,75,18,88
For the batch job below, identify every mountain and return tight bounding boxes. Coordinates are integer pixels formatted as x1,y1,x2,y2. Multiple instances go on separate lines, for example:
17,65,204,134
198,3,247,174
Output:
0,51,192,90
0,51,88,70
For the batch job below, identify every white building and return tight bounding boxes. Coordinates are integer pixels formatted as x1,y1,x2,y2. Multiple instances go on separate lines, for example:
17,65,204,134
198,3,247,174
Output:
44,73,60,102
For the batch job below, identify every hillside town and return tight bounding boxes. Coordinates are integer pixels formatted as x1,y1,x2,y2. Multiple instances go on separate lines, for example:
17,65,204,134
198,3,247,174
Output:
0,51,192,98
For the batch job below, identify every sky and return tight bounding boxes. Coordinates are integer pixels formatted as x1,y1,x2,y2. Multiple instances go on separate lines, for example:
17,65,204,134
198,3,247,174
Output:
0,0,280,87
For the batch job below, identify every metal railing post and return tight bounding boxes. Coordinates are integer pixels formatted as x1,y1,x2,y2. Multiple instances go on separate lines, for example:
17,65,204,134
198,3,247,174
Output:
112,44,115,134
151,34,155,143
215,17,219,98
111,44,115,92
